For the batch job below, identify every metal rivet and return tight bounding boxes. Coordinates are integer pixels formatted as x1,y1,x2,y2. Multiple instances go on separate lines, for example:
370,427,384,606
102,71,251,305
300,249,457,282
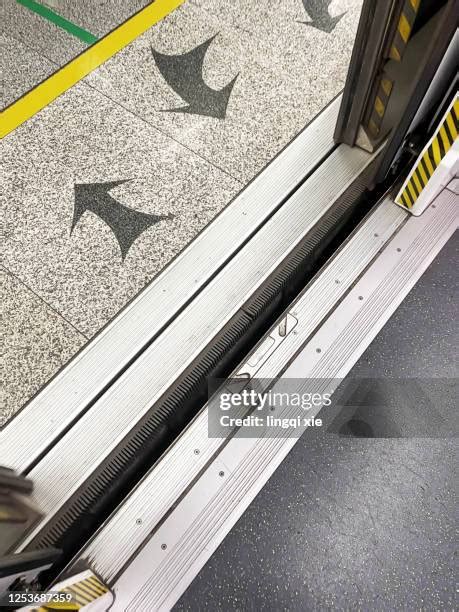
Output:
161,543,167,550
431,204,436,208
194,449,200,455
335,279,340,284
316,348,321,353
219,471,225,477
397,248,401,252
358,296,364,300
374,233,379,237
136,518,142,525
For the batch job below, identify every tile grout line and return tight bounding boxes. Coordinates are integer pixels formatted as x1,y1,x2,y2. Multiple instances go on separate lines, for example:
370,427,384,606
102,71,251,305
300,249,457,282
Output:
82,79,246,185
0,30,62,75
0,264,90,340
4,33,245,185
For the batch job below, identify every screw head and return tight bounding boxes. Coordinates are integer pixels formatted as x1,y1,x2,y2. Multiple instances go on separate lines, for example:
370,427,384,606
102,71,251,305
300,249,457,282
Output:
161,543,167,550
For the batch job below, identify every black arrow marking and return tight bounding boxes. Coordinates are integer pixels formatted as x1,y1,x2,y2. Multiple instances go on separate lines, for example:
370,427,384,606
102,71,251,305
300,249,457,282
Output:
152,34,239,119
300,0,346,33
72,180,173,260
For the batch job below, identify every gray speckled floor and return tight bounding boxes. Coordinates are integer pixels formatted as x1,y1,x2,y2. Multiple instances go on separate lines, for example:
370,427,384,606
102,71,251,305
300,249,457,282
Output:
1,1,362,423
0,0,86,71
1,82,241,338
0,33,55,108
84,0,361,182
0,1,153,107
174,232,458,610
0,268,87,426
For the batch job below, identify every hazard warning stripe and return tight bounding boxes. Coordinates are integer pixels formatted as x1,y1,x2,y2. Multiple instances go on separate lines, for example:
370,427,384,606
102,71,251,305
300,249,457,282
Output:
28,574,109,611
63,574,109,607
86,576,108,596
31,604,78,612
396,95,459,209
388,0,420,62
367,73,394,138
366,0,420,140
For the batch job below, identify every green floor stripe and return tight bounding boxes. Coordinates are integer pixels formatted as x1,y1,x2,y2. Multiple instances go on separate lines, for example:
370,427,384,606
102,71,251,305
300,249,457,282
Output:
17,0,98,44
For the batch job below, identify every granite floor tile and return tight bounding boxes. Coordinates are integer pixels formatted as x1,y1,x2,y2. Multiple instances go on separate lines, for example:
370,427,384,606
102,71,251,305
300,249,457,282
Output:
1,0,363,420
1,84,241,337
192,0,361,37
0,268,87,426
0,33,56,108
191,0,363,83
0,0,86,66
43,0,153,38
191,0,307,35
2,81,164,171
84,1,344,182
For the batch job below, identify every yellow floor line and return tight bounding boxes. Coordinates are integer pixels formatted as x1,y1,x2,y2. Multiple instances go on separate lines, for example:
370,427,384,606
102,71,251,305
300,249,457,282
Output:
0,0,185,138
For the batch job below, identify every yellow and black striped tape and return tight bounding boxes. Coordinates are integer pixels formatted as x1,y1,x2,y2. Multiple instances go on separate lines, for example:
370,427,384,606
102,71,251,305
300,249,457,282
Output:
397,96,458,209
388,0,420,62
365,0,421,140
61,574,108,608
31,574,109,611
367,73,394,138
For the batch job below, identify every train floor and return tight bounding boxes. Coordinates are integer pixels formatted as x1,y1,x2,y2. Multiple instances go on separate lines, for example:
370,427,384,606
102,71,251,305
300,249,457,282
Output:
1,0,363,424
175,230,458,611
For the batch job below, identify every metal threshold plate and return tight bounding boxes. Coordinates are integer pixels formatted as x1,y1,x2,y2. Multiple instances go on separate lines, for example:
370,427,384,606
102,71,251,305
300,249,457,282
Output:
15,141,377,551
70,197,406,583
93,190,456,611
1,97,341,474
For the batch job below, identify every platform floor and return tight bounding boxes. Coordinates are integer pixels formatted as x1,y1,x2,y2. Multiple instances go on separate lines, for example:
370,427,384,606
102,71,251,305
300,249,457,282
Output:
175,231,458,611
1,0,364,424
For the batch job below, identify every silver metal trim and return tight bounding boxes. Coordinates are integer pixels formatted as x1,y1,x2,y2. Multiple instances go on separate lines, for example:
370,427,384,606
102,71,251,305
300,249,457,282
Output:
1,97,341,474
70,197,406,581
106,190,457,611
16,143,375,550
